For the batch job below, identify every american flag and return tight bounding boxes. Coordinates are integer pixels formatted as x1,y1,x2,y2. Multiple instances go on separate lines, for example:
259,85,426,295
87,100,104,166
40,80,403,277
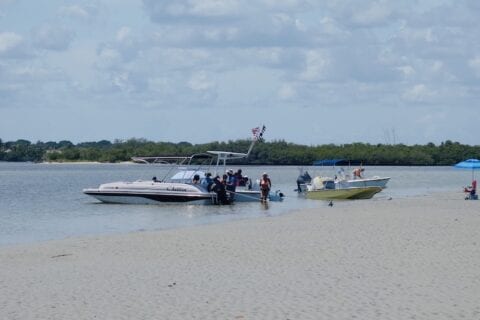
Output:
252,125,266,141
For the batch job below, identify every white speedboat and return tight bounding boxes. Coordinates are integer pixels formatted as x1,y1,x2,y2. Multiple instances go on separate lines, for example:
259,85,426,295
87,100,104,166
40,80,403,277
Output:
308,159,390,190
84,126,284,205
303,176,382,200
83,168,217,205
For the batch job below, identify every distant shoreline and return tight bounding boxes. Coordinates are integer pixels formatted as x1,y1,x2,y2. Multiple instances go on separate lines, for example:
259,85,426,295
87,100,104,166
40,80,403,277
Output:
0,160,460,167
2,139,479,165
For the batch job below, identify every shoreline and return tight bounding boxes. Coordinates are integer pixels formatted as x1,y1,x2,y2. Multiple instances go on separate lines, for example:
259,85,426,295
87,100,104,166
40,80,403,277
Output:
0,191,464,249
2,192,479,319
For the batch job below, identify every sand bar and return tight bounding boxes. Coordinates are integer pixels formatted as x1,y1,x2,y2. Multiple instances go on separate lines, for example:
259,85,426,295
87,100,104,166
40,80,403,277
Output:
1,192,479,320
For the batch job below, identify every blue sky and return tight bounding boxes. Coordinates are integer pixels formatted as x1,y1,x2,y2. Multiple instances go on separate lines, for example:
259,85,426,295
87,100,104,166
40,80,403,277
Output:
1,0,479,145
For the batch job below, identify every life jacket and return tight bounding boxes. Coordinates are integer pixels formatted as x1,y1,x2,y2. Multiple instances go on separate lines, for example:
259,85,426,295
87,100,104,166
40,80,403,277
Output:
260,177,271,190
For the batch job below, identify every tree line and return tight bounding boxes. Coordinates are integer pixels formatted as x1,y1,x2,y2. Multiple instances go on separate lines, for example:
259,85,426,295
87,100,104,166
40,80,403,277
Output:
0,137,479,166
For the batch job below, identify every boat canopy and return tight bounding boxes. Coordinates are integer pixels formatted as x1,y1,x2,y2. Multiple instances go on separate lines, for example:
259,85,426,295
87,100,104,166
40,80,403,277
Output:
132,153,214,165
313,159,347,166
312,159,365,166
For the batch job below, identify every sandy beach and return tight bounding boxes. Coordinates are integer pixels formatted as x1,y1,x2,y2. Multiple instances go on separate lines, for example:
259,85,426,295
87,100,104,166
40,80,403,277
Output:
1,192,479,320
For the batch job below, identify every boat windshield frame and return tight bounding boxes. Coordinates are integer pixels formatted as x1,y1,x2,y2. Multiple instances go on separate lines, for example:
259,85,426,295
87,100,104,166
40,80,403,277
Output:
132,153,216,182
130,125,265,182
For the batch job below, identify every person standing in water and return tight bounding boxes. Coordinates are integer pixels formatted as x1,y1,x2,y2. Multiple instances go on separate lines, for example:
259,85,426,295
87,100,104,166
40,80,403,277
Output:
259,172,271,202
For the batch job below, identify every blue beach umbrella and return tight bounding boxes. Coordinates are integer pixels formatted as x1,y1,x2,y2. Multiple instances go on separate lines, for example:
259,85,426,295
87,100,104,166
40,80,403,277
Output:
454,158,480,180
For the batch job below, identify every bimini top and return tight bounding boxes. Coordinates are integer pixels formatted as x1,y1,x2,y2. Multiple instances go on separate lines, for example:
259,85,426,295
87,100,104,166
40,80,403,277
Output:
312,159,366,166
312,159,347,166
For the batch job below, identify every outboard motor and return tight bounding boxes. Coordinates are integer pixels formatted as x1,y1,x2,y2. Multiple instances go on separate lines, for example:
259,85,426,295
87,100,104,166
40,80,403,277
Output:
296,171,312,192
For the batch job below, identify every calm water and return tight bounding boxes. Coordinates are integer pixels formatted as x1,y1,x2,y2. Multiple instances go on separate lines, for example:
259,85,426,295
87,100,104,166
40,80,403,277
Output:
0,162,473,246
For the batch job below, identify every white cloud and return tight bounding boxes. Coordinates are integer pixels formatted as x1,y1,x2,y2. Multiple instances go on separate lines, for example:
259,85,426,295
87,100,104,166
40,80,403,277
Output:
402,84,435,102
96,47,122,70
299,50,329,81
397,65,415,77
116,27,133,43
202,27,239,42
187,71,216,91
351,1,393,26
111,72,133,92
189,0,240,17
398,27,437,44
32,24,75,51
143,0,241,21
318,17,349,37
278,83,296,100
468,56,480,77
58,5,89,19
0,32,23,55
57,4,98,21
260,0,312,9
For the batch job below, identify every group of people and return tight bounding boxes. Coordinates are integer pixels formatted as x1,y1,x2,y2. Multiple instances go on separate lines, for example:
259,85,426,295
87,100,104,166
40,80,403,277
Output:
197,169,271,204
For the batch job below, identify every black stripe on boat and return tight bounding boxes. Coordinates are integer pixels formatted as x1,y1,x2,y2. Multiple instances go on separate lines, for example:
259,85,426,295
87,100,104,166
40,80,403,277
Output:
84,191,214,202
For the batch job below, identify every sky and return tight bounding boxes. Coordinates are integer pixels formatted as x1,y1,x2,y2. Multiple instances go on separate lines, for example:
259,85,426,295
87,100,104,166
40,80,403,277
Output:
0,0,479,146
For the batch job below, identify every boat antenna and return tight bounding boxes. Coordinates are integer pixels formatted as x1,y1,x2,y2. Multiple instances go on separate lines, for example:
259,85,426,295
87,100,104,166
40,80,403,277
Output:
246,125,266,157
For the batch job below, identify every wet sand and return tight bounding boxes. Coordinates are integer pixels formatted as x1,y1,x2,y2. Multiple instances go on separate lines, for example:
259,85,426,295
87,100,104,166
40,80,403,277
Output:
1,192,479,319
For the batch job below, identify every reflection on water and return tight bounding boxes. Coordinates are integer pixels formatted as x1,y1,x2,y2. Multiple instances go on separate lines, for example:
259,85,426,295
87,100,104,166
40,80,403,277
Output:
0,162,472,245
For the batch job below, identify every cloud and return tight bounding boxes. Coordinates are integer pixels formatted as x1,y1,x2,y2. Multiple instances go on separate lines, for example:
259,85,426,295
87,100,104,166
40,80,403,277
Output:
299,50,329,81
143,0,316,48
468,56,480,77
143,0,241,22
0,32,22,53
350,1,394,26
32,24,75,51
0,32,31,58
187,71,216,91
57,3,98,21
278,83,296,100
402,84,435,102
95,46,122,69
116,27,133,43
189,0,240,17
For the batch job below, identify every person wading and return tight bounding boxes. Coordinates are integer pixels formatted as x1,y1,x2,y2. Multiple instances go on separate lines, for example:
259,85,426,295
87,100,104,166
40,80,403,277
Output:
259,172,271,203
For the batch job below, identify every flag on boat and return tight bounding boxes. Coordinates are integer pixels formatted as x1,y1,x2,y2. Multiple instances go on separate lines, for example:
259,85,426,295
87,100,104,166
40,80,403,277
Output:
252,125,266,141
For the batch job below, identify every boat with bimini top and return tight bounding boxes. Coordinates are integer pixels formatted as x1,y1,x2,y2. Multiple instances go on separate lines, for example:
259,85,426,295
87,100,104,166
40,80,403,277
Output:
304,176,382,200
297,159,390,192
83,126,284,205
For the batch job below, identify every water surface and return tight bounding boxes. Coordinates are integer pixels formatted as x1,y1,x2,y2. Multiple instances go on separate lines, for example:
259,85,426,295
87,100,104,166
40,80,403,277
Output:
0,162,472,245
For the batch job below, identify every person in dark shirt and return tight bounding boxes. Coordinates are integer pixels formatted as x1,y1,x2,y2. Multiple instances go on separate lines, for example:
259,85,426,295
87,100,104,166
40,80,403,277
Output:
203,172,213,191
212,176,228,204
225,169,237,201
235,169,245,186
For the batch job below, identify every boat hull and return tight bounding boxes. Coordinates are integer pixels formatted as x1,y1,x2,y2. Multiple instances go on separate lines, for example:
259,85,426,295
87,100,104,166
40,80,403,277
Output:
305,186,382,200
83,180,216,205
84,182,283,205
83,189,215,205
230,189,284,202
